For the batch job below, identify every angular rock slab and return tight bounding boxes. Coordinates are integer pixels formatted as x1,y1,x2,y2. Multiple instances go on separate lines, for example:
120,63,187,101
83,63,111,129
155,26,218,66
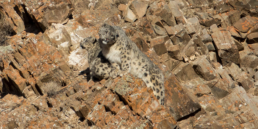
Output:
218,86,258,126
248,43,258,56
211,30,240,66
165,74,201,121
124,8,137,22
233,16,258,33
32,2,72,30
108,75,177,128
192,56,217,81
130,0,148,18
2,4,25,34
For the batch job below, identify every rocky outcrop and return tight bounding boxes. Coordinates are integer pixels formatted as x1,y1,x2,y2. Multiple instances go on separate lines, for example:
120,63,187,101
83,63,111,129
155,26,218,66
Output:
1,0,258,128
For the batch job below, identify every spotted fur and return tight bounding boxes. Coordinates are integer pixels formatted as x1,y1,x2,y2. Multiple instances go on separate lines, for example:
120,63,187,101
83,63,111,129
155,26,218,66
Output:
80,36,119,80
98,24,165,105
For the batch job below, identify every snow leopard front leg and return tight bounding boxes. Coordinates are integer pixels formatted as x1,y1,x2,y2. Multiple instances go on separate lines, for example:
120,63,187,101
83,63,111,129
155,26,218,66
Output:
119,48,132,77
110,63,121,78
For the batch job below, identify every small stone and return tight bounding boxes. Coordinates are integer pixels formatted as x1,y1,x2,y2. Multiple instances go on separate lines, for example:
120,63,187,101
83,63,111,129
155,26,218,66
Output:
184,57,189,62
167,45,182,60
200,18,221,27
228,26,241,38
79,105,90,118
153,43,167,56
210,24,219,33
233,39,244,51
151,20,167,36
237,73,254,91
209,52,217,62
206,42,216,51
190,55,195,61
118,4,127,11
255,72,258,82
156,4,176,26
225,63,242,81
201,29,213,43
247,32,258,41
192,56,217,81
248,43,258,56
228,10,241,25
164,24,184,36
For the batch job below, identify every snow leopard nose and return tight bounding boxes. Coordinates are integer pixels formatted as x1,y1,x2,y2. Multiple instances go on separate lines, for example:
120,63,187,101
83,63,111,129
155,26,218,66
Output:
105,31,108,34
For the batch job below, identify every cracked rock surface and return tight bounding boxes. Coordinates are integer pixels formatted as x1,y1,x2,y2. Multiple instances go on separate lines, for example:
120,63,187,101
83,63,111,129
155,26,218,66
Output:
1,0,258,128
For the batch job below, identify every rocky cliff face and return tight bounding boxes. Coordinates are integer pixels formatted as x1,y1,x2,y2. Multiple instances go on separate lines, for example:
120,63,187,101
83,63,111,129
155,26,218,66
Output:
0,0,258,128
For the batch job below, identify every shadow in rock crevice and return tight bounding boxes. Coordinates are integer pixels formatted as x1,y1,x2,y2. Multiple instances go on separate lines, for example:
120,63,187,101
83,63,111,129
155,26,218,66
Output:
1,78,24,98
13,4,43,34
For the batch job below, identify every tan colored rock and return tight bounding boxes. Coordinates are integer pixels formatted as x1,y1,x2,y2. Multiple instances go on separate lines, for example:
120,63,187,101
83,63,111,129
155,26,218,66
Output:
248,43,258,56
237,73,254,91
150,18,167,36
167,1,186,24
156,4,176,26
118,4,127,11
3,64,26,96
45,24,72,54
233,16,258,33
211,80,230,99
241,55,258,69
228,26,241,38
193,36,209,55
78,105,90,118
214,63,235,91
174,63,200,82
239,41,253,60
247,32,258,41
219,86,258,125
165,74,201,121
199,17,221,28
211,30,240,66
2,4,25,34
153,42,167,56
185,17,201,34
225,63,242,81
233,38,244,51
201,29,212,43
98,75,177,128
71,0,91,14
210,24,220,33
150,36,169,47
124,8,137,23
131,33,149,52
209,52,217,62
206,42,216,51
192,56,218,81
32,2,73,30
130,0,148,18
163,56,180,71
137,18,156,37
